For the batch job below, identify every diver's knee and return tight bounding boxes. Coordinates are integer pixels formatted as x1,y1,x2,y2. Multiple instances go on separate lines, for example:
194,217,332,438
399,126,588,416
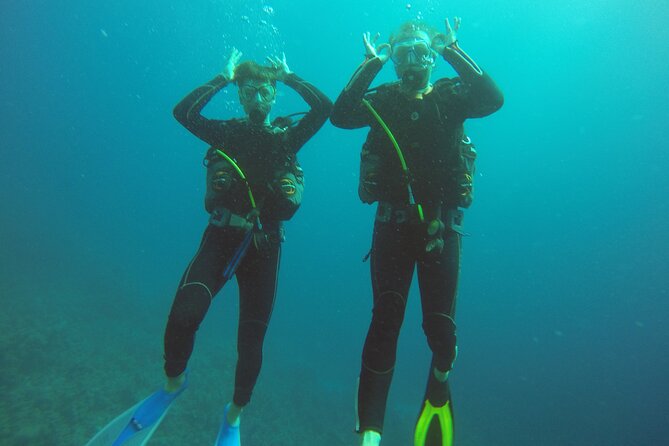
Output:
423,313,457,369
364,291,407,370
371,290,406,334
169,283,212,328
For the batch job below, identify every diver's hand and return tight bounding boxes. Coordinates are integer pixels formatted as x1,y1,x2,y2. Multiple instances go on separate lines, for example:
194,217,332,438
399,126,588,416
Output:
223,47,243,81
425,219,445,254
433,17,461,53
363,31,390,63
243,208,260,232
267,53,292,82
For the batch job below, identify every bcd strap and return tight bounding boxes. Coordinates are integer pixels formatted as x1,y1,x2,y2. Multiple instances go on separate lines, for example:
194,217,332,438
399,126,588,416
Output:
362,98,424,222
376,202,424,225
209,206,254,231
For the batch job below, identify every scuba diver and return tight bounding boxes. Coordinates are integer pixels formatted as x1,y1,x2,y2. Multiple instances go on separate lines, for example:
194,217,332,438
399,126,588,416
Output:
85,49,331,446
330,18,503,446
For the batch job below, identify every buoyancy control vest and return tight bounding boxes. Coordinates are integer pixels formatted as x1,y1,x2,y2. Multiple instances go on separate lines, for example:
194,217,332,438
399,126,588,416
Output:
203,116,305,221
358,78,478,209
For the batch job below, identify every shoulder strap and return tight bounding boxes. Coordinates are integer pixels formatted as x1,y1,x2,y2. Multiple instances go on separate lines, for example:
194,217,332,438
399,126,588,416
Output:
431,77,460,99
271,112,308,132
428,78,464,125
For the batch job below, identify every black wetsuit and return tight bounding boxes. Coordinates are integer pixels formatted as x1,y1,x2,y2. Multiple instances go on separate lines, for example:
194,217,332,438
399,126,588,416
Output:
331,48,503,433
165,73,331,407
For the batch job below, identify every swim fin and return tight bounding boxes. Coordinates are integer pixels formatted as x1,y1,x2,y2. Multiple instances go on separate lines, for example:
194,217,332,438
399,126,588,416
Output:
85,378,187,446
413,368,453,446
215,403,241,446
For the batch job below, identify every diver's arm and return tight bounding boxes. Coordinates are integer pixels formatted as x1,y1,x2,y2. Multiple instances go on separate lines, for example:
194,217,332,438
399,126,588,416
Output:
283,73,333,151
173,75,232,145
442,44,504,118
330,56,385,129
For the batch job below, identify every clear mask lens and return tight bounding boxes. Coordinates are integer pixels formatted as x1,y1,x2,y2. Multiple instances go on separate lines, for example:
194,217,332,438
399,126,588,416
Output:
240,83,276,103
391,39,433,66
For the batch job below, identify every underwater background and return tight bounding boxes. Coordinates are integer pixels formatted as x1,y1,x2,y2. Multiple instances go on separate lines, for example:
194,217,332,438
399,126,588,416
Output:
1,0,668,444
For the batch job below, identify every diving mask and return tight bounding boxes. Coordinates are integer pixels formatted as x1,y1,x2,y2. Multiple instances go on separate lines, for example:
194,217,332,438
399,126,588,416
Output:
239,82,276,103
391,38,435,68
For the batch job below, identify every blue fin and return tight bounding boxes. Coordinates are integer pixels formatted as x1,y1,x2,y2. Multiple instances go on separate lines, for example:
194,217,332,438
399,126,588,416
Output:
215,403,241,446
86,377,187,446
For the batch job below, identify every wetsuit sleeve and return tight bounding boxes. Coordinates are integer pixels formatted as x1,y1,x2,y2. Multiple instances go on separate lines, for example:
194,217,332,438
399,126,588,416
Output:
173,75,233,146
441,43,504,118
330,57,385,129
283,73,333,152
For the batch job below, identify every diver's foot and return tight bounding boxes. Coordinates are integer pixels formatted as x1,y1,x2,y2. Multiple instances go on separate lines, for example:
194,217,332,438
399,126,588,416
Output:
165,371,187,393
360,430,381,446
426,370,450,407
216,403,241,446
226,402,242,427
433,367,449,383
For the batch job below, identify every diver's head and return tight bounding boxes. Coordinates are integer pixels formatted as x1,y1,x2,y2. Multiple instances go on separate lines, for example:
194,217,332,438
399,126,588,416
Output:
234,61,277,125
389,21,439,90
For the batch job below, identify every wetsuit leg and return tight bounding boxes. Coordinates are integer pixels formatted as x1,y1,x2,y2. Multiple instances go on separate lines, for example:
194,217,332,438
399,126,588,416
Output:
417,229,461,373
230,238,281,407
164,225,248,378
358,220,417,434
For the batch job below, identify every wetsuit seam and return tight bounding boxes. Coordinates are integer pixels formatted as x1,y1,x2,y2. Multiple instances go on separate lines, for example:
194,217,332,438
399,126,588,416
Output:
186,84,217,123
362,362,395,375
378,290,407,306
266,244,281,323
181,229,211,290
427,312,455,321
179,281,213,301
289,77,323,107
449,234,461,315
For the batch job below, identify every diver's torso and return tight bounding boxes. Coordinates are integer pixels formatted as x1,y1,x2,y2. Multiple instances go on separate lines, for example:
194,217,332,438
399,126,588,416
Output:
366,80,465,207
210,119,295,217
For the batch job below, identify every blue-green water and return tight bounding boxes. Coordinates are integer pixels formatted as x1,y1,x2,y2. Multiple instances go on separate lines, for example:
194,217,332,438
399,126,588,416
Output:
1,1,668,445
